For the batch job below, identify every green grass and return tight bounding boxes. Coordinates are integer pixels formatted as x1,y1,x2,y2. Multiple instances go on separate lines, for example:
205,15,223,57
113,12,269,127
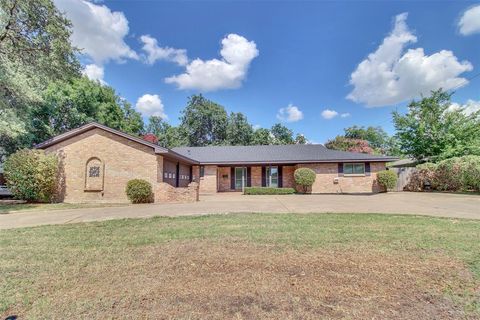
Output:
0,202,127,214
244,187,296,195
1,212,480,316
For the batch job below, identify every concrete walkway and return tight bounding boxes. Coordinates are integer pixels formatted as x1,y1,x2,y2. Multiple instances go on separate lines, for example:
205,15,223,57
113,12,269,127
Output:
1,192,479,229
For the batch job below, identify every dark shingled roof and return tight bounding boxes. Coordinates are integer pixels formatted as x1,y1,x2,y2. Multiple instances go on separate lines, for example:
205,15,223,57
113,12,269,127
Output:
172,144,398,165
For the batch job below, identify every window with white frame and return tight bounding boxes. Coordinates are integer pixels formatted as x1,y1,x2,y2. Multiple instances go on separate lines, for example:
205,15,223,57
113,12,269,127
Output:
343,163,365,175
266,166,279,187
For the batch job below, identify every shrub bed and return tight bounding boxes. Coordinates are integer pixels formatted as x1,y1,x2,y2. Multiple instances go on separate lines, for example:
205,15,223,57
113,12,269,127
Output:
244,187,295,195
4,149,59,202
377,170,397,191
434,158,463,191
405,156,480,192
404,163,437,192
126,179,153,203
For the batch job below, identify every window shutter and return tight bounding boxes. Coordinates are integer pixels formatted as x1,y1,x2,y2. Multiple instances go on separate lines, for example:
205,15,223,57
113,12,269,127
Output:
365,162,371,176
230,167,235,190
261,166,266,187
176,163,180,187
247,167,251,187
338,163,344,177
278,166,283,187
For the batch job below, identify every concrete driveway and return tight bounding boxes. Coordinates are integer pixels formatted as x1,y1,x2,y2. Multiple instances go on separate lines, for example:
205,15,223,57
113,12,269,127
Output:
0,192,479,229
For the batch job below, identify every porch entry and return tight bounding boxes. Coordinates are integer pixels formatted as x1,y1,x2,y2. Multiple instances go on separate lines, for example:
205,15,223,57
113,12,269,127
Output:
230,167,250,191
227,165,284,191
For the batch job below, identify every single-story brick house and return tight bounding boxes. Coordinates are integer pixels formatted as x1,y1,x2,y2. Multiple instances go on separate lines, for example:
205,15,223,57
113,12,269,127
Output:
36,122,397,203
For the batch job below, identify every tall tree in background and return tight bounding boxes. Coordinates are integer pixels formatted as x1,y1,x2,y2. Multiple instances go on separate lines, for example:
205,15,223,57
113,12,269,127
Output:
146,116,186,148
295,134,307,144
251,128,274,145
344,125,400,155
325,136,374,154
226,112,253,145
179,94,228,146
393,89,480,161
344,126,388,149
270,123,295,145
0,0,80,158
30,77,144,144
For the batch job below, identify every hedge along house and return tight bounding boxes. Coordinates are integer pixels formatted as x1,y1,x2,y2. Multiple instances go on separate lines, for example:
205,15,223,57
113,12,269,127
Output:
36,122,397,203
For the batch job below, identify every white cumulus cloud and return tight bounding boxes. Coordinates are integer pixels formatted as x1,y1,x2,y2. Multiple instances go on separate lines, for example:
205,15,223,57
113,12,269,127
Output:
458,5,480,36
165,34,259,91
340,112,351,118
54,0,138,64
277,104,304,122
347,13,473,107
82,64,105,83
135,94,168,119
448,99,480,115
140,35,188,66
321,109,339,120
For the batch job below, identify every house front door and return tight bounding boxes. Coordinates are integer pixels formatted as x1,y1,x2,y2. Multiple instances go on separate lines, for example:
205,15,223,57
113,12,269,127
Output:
234,167,247,190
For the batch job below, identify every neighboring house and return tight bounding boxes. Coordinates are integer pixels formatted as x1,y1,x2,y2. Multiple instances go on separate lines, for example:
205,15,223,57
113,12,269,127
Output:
36,122,397,203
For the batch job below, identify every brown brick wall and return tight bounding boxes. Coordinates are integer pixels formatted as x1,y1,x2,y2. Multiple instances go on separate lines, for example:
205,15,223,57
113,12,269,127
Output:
198,165,218,194
44,128,199,203
281,166,295,188
218,167,231,191
295,162,385,193
251,166,262,187
45,128,160,203
155,182,199,202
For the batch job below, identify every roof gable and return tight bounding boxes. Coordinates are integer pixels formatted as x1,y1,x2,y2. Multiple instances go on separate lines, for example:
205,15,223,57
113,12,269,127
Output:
35,122,169,153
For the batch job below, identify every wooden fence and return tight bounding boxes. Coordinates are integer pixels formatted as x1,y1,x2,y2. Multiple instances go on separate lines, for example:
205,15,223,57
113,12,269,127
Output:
390,167,417,192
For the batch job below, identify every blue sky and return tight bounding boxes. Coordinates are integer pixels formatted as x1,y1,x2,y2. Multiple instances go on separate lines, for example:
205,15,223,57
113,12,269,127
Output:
55,0,480,143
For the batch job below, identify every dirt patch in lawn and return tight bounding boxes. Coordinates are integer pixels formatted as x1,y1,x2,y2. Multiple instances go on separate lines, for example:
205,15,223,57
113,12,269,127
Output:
4,240,478,319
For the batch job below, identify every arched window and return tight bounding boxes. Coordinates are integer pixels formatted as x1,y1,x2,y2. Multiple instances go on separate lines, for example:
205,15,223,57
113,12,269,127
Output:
85,157,104,191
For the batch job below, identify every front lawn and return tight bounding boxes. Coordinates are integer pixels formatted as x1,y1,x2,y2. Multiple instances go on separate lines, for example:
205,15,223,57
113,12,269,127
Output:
1,213,479,318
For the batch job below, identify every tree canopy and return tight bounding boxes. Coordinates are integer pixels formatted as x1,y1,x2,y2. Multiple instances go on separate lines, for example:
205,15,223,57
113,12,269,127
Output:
0,0,80,159
179,95,228,146
393,89,480,161
226,112,254,146
30,77,144,144
325,136,374,154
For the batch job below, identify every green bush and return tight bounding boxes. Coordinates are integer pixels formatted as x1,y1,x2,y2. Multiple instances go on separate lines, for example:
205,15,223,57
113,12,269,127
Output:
244,187,295,195
376,170,397,191
126,179,153,203
405,156,480,192
294,168,316,193
4,149,59,202
434,158,463,191
458,156,480,192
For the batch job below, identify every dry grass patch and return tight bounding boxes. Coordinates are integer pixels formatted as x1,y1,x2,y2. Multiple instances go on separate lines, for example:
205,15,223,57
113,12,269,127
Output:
3,240,478,319
1,213,480,319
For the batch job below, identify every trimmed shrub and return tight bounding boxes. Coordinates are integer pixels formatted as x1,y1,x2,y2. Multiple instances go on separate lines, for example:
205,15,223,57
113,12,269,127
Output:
377,170,397,191
126,179,153,203
294,168,316,193
4,149,59,202
404,163,437,192
244,187,295,195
